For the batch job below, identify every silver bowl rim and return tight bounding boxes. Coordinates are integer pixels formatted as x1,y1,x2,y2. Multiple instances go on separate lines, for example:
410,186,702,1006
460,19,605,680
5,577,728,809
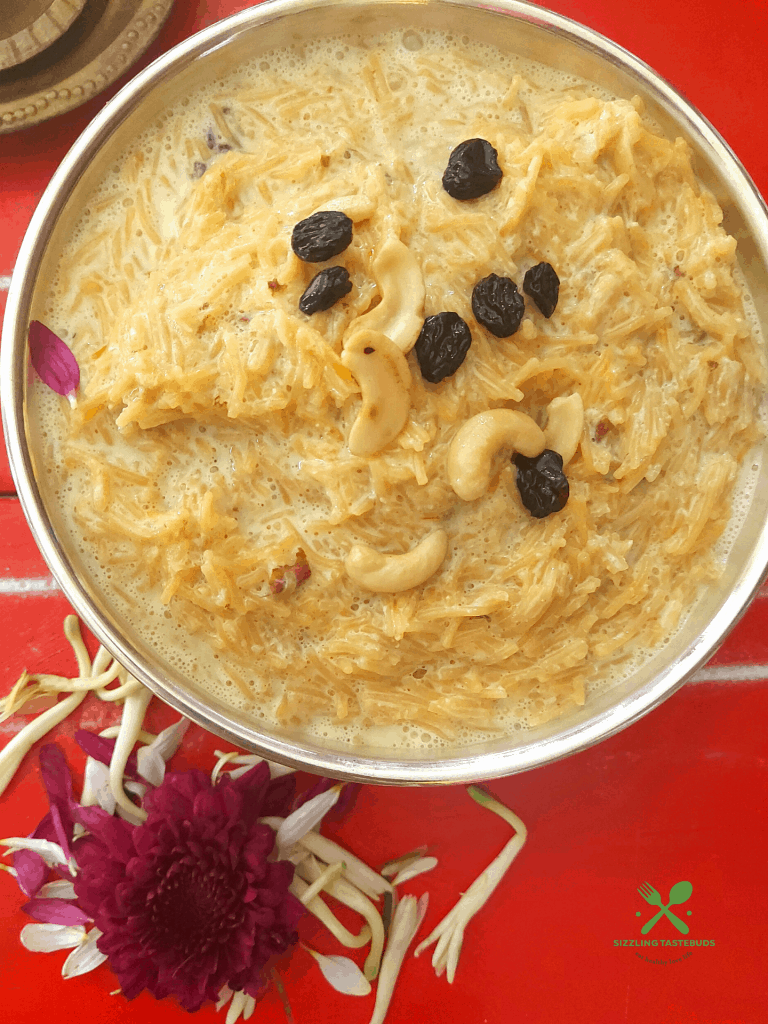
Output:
3,0,768,784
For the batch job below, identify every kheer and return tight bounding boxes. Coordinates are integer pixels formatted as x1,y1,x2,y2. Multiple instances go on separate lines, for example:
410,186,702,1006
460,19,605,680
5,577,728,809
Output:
32,28,766,748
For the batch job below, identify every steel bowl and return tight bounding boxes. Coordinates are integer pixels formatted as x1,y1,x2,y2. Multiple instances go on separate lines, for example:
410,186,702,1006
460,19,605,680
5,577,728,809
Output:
3,0,768,784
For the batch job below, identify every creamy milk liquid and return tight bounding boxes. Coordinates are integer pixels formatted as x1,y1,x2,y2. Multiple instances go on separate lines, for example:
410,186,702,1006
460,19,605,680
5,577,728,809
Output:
30,27,766,751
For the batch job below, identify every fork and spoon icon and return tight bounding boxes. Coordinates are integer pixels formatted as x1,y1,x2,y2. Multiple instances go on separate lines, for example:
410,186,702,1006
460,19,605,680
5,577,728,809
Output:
637,880,693,934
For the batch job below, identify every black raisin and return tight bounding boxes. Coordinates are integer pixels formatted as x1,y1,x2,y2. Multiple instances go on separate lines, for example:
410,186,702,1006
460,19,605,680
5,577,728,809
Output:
523,262,560,318
291,211,353,262
514,448,569,519
442,139,502,200
299,266,352,314
414,312,472,383
472,274,525,337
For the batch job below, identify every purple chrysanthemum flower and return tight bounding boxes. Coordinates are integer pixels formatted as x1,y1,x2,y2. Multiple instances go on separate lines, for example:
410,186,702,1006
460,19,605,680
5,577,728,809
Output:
72,762,302,1012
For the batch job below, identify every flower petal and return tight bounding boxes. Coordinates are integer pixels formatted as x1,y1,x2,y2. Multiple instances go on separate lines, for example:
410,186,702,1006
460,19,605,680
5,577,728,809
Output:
80,757,116,814
136,745,166,787
275,786,340,852
74,730,139,779
39,744,76,835
20,922,87,952
39,880,77,899
72,802,113,835
62,928,107,979
228,762,263,781
28,321,80,397
147,717,190,762
381,846,429,878
49,803,72,863
22,897,90,926
12,848,48,898
391,857,438,886
226,990,248,1024
216,985,234,1011
1,836,68,867
304,947,371,996
369,895,421,1024
290,776,334,811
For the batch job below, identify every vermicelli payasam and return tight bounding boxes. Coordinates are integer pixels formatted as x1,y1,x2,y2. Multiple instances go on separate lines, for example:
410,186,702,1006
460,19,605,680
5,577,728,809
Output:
34,29,766,747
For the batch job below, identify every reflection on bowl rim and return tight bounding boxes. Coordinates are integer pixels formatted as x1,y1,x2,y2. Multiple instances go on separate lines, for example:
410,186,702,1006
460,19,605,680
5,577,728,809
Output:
3,0,768,784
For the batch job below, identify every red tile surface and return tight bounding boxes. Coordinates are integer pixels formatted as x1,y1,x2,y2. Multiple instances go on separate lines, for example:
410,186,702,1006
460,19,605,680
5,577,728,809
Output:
710,603,768,668
2,2,768,1023
1,671,767,1024
0,288,9,494
0,498,53,580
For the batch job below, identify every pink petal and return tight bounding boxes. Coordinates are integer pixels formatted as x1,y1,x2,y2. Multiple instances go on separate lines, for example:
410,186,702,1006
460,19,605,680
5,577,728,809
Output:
39,744,77,855
73,803,113,834
74,730,139,779
49,803,72,863
292,563,311,586
22,898,90,926
13,848,48,898
28,321,80,397
269,552,311,595
13,805,66,898
291,776,334,811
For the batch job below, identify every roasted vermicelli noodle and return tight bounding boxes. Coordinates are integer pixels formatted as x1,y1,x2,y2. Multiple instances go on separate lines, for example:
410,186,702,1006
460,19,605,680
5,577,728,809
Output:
34,29,766,747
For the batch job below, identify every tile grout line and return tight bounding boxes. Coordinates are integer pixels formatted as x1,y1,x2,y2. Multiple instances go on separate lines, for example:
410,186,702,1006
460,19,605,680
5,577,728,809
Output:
0,577,60,595
692,663,768,682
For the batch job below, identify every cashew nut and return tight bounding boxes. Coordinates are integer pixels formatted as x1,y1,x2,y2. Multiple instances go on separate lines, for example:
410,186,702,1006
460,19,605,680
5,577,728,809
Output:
447,409,545,501
342,329,411,457
543,393,583,466
345,237,425,353
312,166,384,223
345,530,448,593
